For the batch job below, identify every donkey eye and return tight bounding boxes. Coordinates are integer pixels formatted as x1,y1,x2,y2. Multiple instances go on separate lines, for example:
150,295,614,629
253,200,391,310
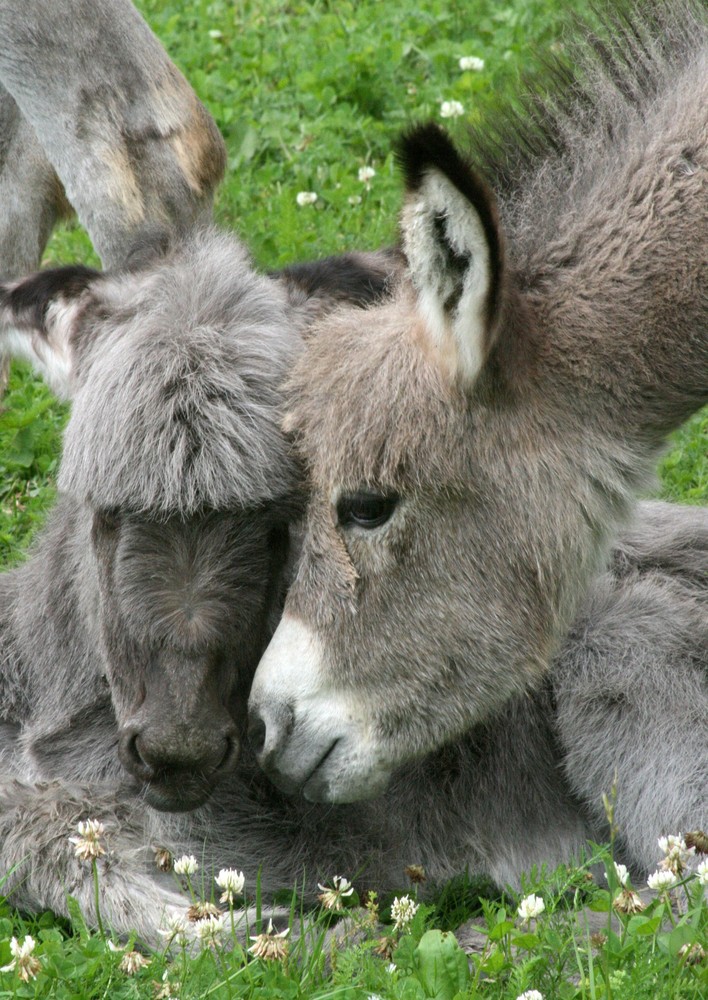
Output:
336,491,398,529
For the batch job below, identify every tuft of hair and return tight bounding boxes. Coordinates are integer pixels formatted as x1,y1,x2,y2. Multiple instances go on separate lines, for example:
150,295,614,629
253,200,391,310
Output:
58,228,300,515
454,0,708,278
398,122,494,212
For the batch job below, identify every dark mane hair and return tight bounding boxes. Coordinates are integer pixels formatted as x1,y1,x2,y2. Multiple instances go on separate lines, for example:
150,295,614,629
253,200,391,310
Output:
464,1,705,199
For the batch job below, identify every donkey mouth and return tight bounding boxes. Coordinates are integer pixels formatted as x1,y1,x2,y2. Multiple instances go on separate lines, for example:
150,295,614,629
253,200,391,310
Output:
139,771,219,812
260,737,341,797
300,744,392,804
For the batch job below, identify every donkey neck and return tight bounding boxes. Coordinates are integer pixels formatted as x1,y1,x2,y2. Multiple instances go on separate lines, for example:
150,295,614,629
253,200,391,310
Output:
512,51,708,446
528,238,707,449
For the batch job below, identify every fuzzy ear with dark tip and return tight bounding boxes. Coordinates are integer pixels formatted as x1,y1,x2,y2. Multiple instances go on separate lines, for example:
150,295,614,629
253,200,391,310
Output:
0,264,101,397
398,123,504,385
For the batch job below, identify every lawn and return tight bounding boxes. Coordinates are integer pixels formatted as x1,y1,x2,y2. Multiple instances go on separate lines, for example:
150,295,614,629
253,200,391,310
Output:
0,1,705,997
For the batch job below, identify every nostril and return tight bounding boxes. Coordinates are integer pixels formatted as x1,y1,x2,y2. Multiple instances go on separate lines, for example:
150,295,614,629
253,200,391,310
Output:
247,702,294,763
248,713,267,757
119,729,155,782
216,735,239,773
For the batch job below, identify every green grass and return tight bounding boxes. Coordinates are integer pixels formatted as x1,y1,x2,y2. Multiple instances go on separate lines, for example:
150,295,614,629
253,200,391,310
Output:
1,847,706,999
0,0,706,996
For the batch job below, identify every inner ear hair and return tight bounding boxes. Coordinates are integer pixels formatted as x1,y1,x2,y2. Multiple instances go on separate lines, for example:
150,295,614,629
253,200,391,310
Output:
397,122,503,324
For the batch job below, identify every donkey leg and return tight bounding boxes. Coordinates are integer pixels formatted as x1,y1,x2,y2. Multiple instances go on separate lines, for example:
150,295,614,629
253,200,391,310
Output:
554,566,708,874
0,779,191,945
0,85,72,391
0,0,225,269
0,85,70,281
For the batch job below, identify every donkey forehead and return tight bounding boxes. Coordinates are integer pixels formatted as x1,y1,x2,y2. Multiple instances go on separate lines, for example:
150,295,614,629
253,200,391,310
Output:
110,510,275,646
285,294,478,492
115,507,274,559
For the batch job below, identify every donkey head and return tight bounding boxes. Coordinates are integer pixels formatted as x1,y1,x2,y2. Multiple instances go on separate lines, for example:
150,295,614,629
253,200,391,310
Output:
1,231,300,810
248,124,667,802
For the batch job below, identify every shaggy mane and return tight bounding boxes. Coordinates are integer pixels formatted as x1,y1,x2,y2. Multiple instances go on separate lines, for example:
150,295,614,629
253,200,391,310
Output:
466,1,705,193
459,0,708,279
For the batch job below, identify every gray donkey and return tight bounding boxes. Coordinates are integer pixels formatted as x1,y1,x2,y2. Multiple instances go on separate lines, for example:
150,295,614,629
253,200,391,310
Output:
248,0,708,879
0,224,406,940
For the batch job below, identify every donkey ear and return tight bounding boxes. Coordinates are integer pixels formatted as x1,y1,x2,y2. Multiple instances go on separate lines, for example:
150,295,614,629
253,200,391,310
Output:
398,123,503,386
0,264,101,398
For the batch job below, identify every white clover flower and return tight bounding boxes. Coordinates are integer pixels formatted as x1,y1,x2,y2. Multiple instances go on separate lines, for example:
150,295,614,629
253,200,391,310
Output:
194,913,226,948
215,868,245,905
696,859,708,885
0,935,41,981
119,950,150,975
605,862,629,887
658,833,695,875
648,869,678,891
248,919,290,961
187,901,221,922
517,893,545,922
317,874,355,911
358,166,376,185
296,191,318,206
459,56,485,71
69,818,106,862
348,195,362,206
173,854,199,876
658,833,693,857
390,894,419,933
208,29,223,39
440,100,464,119
158,913,189,944
516,991,544,1000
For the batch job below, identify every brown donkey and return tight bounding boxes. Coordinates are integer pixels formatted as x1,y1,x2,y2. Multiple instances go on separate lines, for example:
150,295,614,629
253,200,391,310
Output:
249,0,708,851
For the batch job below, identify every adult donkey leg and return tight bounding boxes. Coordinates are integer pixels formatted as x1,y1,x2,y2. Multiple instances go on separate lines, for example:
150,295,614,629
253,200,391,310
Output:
0,86,71,388
0,0,225,269
0,86,70,280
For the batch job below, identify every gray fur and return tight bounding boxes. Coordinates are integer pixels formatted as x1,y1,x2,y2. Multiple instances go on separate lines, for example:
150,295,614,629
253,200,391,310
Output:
0,84,70,281
0,248,705,943
0,0,225,272
247,0,708,879
58,234,299,513
1,235,703,941
0,226,403,938
0,228,301,815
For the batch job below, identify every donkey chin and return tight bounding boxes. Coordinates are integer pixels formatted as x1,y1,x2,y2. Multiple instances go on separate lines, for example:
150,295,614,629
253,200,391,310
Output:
248,616,393,803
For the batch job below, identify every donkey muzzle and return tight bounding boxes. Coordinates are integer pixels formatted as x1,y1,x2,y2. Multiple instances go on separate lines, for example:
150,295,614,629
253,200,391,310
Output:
118,717,239,811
